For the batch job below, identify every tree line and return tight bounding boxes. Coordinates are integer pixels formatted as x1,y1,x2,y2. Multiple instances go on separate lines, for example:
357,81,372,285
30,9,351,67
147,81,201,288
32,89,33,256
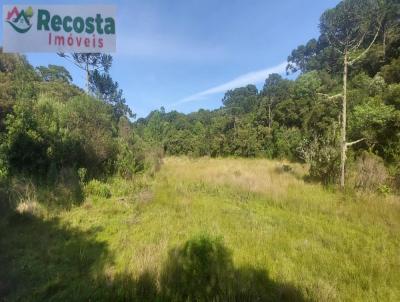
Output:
0,0,398,196
135,0,400,190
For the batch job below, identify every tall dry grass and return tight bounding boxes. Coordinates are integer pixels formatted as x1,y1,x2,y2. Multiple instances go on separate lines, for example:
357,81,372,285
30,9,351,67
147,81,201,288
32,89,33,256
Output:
162,156,400,229
163,156,309,197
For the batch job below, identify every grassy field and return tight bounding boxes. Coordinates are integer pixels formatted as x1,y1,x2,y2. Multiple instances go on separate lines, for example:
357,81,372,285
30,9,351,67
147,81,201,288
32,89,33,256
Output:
1,157,400,301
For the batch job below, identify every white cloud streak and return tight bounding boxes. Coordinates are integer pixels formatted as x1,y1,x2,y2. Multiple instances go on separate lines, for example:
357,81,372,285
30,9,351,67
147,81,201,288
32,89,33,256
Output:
116,33,224,61
171,61,287,107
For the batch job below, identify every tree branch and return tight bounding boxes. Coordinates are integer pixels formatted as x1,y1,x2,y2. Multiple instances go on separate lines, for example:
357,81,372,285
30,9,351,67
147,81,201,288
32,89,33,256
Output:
346,138,365,147
57,52,85,71
348,20,382,66
317,93,343,100
326,33,344,54
350,31,368,52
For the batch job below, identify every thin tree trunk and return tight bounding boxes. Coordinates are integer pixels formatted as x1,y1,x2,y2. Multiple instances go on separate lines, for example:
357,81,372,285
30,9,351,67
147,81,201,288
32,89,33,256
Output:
383,25,386,59
85,62,89,93
340,49,348,189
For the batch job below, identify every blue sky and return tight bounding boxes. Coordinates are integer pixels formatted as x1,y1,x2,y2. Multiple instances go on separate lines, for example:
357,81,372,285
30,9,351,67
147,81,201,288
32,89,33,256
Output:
1,0,340,118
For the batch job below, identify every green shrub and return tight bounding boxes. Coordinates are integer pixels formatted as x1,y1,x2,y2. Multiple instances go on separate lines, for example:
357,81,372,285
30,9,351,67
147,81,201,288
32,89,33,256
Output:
3,96,119,179
298,134,340,185
273,127,303,160
84,180,111,199
116,140,146,179
62,96,118,177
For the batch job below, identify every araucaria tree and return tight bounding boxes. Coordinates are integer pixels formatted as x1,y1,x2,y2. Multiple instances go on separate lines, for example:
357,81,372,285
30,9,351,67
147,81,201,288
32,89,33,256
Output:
320,0,383,188
58,53,112,92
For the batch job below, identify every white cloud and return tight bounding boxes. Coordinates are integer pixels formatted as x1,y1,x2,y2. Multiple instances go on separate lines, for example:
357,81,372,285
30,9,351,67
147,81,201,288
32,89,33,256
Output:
171,61,287,107
116,33,224,61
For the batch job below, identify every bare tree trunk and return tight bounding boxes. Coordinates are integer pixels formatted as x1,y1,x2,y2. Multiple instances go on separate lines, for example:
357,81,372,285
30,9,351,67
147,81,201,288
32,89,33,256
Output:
383,25,386,59
85,62,90,93
340,49,348,189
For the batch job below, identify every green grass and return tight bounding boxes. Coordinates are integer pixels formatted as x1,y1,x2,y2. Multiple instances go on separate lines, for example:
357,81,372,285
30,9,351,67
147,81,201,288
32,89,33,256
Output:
1,157,399,301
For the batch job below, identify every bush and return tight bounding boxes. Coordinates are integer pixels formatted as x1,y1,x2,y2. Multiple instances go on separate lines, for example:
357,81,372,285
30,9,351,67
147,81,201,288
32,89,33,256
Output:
84,180,111,199
116,140,146,179
62,96,118,177
145,148,164,177
298,134,340,185
4,96,118,178
353,152,389,192
115,141,137,179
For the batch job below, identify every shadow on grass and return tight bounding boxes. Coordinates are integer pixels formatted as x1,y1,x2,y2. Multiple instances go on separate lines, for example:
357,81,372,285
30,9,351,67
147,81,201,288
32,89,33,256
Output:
0,214,308,301
274,164,306,183
96,235,309,302
0,212,107,301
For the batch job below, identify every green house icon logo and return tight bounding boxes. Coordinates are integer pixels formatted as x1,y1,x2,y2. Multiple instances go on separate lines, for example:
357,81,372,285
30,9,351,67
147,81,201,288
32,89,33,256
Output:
6,6,34,33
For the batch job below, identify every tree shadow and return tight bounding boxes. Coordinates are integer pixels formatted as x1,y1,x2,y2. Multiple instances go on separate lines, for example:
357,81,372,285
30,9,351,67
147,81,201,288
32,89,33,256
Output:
97,235,310,302
0,215,309,301
159,235,308,301
0,212,108,301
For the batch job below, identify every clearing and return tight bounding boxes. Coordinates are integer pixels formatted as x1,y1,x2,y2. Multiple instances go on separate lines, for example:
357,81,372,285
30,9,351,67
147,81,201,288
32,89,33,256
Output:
1,157,399,301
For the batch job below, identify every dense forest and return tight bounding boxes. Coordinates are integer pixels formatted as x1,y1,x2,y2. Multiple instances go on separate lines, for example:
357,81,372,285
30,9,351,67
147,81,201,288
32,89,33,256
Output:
135,0,400,191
